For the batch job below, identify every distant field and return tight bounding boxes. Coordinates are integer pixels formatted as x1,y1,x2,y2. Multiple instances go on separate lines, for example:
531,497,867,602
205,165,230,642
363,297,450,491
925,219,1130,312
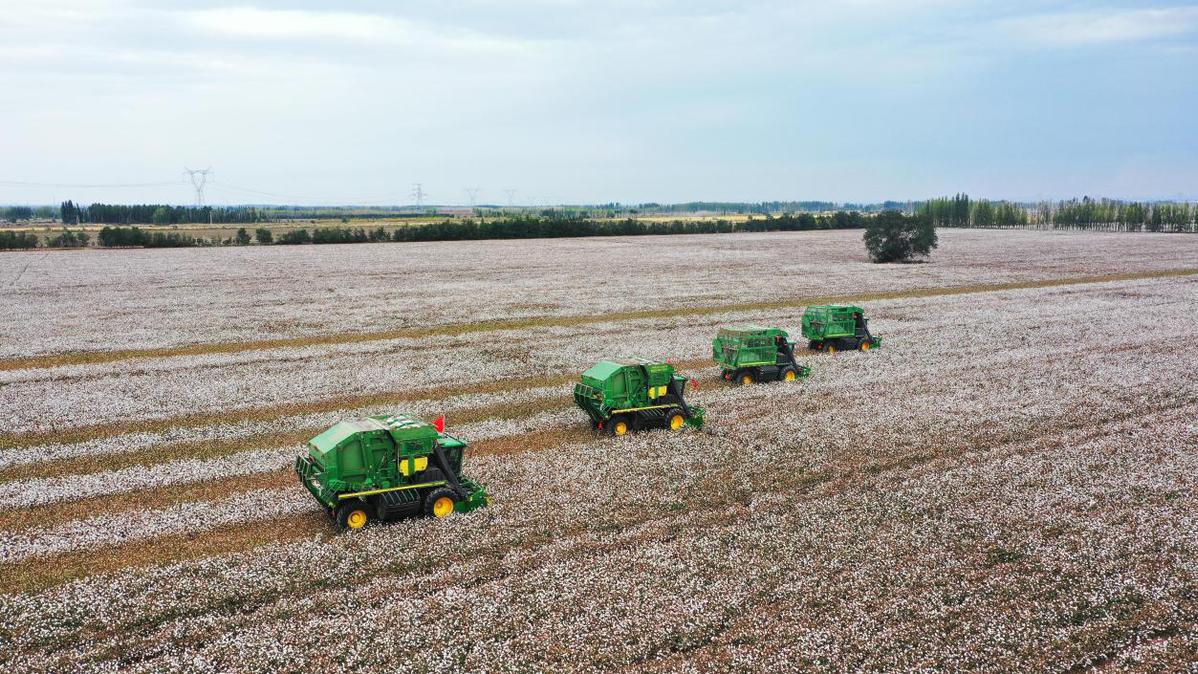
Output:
3,216,455,243
2,212,760,244
1,229,1197,672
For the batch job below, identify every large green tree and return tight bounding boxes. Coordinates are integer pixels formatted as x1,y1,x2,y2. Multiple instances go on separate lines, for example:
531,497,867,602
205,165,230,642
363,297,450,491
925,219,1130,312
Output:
863,210,938,263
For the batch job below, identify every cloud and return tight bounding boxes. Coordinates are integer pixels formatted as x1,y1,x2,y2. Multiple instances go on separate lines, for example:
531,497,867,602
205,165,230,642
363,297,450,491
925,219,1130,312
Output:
1001,6,1198,46
182,6,542,54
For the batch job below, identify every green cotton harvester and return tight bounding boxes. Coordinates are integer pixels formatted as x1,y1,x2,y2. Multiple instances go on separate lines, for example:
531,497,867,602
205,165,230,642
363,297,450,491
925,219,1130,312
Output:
573,358,704,436
711,325,811,386
296,413,489,530
801,305,882,353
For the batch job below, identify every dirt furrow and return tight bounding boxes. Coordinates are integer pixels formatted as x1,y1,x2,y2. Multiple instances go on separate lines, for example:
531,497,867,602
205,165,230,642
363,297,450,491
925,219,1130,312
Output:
3,268,1193,373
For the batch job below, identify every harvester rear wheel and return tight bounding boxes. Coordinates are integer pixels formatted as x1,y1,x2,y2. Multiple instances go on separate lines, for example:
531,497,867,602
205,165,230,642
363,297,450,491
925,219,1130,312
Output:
826,344,837,355
667,409,686,431
336,501,371,531
739,371,755,387
424,487,458,518
782,367,797,382
860,340,871,351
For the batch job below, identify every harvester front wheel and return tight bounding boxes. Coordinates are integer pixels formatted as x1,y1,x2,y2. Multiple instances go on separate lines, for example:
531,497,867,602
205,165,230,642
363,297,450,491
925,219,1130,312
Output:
739,371,755,387
336,501,371,531
667,409,686,431
608,416,632,436
860,340,871,351
782,367,797,382
424,488,458,518
826,344,837,355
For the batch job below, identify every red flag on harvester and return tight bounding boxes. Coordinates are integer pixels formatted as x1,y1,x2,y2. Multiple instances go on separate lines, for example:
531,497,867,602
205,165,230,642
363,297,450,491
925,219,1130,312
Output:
432,415,445,433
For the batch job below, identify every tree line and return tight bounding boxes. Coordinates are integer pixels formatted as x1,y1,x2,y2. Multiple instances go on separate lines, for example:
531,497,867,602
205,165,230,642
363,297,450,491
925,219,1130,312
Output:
60,201,268,225
0,229,92,248
1,205,57,222
918,194,1195,232
1036,198,1194,231
0,211,871,249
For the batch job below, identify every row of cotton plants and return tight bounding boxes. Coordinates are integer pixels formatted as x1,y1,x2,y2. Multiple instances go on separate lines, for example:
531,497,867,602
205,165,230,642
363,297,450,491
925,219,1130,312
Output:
3,405,583,512
3,273,1191,437
0,384,570,471
0,488,315,563
3,278,1194,542
2,399,1194,672
5,296,1193,568
6,229,1195,358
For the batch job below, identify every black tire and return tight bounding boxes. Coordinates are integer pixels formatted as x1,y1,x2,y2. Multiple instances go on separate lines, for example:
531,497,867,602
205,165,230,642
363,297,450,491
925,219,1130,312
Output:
808,340,821,351
665,407,686,431
423,487,458,518
780,366,797,382
335,500,372,531
738,370,755,387
606,414,633,436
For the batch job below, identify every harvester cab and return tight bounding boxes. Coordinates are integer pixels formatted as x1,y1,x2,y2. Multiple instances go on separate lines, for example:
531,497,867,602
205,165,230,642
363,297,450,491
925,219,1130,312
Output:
573,358,705,436
295,414,489,531
801,305,882,353
712,326,812,386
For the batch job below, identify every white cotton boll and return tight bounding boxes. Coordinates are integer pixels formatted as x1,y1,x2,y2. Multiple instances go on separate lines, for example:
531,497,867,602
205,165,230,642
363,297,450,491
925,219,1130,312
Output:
2,234,1198,672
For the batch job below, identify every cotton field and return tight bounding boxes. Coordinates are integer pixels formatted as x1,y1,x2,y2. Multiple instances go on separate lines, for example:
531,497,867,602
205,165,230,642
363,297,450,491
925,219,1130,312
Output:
1,229,1197,673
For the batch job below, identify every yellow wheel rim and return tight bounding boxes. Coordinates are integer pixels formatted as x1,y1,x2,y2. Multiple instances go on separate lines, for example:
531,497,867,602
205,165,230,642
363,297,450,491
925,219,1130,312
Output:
347,510,367,529
785,370,796,381
614,420,629,436
670,414,685,430
741,375,753,386
827,346,836,354
432,496,454,518
861,342,871,351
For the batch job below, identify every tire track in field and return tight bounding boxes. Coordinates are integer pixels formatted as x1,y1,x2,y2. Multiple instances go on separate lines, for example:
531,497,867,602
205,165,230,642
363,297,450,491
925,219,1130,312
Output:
5,394,1188,596
0,426,583,535
0,394,578,484
0,427,588,594
4,268,1196,452
0,511,326,597
9,324,1193,594
5,396,1180,619
3,268,1194,373
0,358,710,453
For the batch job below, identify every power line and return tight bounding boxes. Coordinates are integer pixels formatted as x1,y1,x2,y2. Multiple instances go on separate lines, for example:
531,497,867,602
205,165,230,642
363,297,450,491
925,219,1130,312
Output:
0,179,179,188
3,173,423,206
209,183,412,205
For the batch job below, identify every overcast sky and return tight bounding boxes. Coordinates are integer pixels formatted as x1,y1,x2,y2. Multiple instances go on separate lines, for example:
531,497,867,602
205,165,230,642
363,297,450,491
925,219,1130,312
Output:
2,1,1196,205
